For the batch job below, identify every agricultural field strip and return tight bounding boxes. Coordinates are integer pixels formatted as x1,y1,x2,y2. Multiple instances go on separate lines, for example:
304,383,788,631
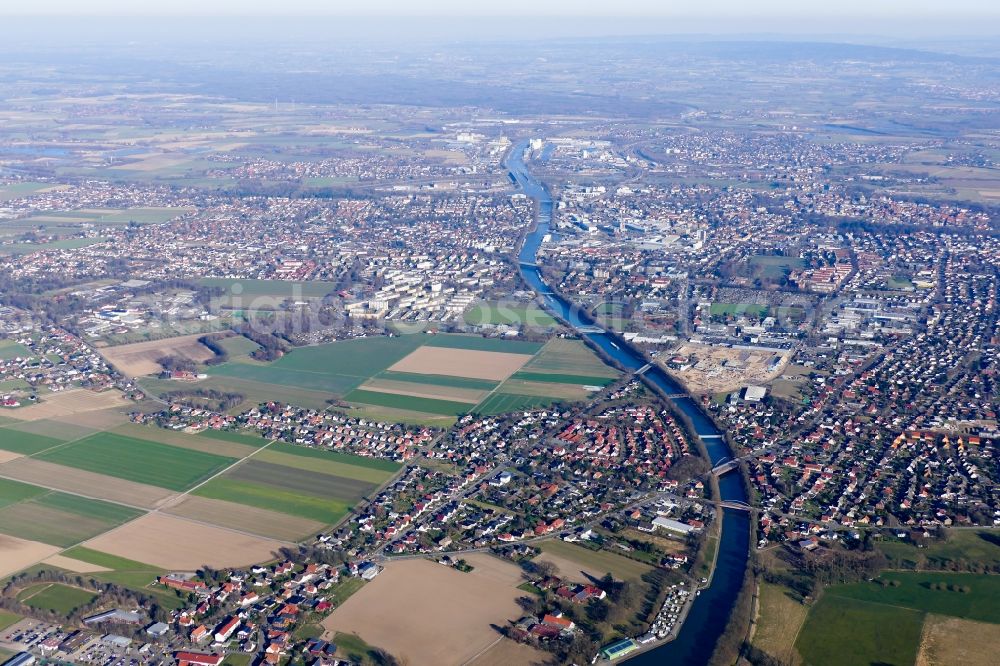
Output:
0,432,354,552
0,422,99,458
357,377,487,403
35,432,238,491
154,436,276,510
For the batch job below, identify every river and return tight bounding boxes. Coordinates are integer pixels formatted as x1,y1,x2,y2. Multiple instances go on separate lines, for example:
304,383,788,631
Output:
507,141,751,665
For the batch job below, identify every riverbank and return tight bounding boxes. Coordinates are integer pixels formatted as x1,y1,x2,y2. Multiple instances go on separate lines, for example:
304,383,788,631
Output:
505,140,753,666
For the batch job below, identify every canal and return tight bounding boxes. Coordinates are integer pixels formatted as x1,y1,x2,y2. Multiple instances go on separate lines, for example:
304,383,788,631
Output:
507,141,752,665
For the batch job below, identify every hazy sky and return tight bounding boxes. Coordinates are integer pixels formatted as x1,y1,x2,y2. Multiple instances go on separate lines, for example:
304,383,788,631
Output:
2,1,998,42
4,0,998,18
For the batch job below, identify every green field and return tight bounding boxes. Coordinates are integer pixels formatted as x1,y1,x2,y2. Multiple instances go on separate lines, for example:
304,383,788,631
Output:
266,442,401,473
0,611,20,632
464,302,557,327
217,335,262,357
345,389,473,416
140,375,334,412
207,335,428,395
0,478,48,508
0,492,141,547
198,429,269,447
827,572,1000,624
710,302,769,317
886,276,916,290
0,182,54,201
17,583,97,614
193,477,352,524
0,379,30,392
521,338,618,378
749,254,805,279
0,340,33,361
423,334,542,354
37,432,236,491
511,371,615,386
0,237,106,255
538,539,652,585
0,428,63,455
199,278,340,308
879,531,1000,571
96,207,194,224
475,392,565,415
796,595,923,666
375,371,499,391
58,546,183,609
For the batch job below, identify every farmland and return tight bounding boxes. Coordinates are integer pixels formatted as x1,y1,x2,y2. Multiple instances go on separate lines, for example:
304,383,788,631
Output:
796,595,924,666
36,432,237,491
474,392,561,415
83,513,284,570
0,429,63,456
0,492,141,547
163,496,326,542
344,389,474,416
193,473,355,524
139,333,620,424
1,388,129,422
751,582,808,665
0,182,62,201
97,333,217,377
916,615,1000,666
0,534,60,578
795,572,1000,666
322,554,533,666
0,399,400,579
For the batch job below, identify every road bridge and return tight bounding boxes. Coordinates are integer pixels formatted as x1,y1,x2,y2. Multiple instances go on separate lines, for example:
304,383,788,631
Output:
710,458,741,476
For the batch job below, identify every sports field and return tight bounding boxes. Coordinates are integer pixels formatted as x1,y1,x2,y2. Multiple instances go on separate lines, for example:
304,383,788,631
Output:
710,302,769,318
17,583,97,614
